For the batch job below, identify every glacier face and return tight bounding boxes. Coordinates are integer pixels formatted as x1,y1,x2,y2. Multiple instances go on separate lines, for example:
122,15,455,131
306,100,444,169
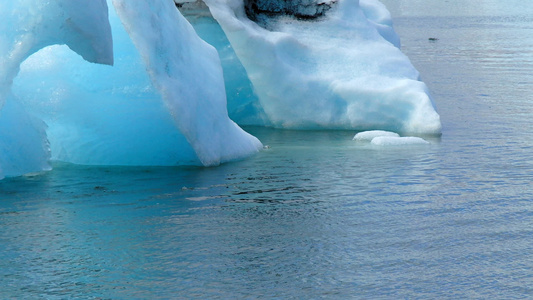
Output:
203,0,441,133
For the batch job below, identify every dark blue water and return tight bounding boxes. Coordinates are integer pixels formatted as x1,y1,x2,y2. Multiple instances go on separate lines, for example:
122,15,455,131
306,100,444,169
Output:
1,0,533,298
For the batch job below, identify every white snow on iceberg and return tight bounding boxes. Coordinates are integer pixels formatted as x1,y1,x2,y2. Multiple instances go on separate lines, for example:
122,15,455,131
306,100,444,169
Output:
203,0,442,133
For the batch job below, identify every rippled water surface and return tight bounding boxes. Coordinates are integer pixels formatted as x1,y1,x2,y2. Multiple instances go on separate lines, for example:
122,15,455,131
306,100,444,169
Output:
2,0,533,298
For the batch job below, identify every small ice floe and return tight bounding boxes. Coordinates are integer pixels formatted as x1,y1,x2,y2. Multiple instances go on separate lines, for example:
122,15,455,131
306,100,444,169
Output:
353,130,399,141
371,136,430,146
353,130,430,146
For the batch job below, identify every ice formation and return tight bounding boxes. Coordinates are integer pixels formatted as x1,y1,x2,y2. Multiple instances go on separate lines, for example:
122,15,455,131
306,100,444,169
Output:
203,0,441,133
109,0,261,166
0,94,51,179
0,0,113,179
353,130,429,145
179,5,270,125
1,0,441,179
353,130,399,141
0,0,261,179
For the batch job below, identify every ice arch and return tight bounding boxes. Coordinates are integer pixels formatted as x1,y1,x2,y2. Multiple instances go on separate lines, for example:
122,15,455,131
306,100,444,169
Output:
0,0,262,179
14,43,201,168
0,0,113,107
0,0,113,179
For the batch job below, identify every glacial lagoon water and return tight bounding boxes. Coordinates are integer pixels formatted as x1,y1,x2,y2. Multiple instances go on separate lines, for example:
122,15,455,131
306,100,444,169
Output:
1,0,533,298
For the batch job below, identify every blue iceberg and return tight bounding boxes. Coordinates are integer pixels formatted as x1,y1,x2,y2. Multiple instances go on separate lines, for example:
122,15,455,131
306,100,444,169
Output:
1,0,262,179
0,0,440,179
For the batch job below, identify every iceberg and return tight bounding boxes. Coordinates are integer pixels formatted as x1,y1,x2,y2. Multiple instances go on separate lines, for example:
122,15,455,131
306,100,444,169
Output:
353,130,429,145
353,130,399,141
1,0,440,179
0,0,262,179
202,0,441,133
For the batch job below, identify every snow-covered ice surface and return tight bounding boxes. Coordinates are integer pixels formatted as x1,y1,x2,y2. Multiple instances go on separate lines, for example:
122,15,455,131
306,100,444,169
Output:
1,0,262,178
204,0,441,133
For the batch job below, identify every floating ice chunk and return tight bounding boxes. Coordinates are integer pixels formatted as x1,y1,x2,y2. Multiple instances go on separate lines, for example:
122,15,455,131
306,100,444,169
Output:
353,130,399,141
354,130,429,146
371,136,430,146
204,0,442,134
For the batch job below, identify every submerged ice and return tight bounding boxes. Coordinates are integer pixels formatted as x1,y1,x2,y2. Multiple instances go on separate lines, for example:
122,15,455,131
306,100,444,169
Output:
1,0,440,179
